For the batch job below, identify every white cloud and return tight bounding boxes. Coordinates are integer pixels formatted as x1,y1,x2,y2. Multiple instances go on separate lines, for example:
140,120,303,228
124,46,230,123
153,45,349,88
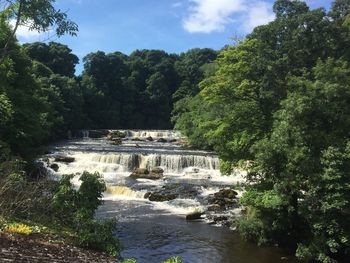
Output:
9,20,53,42
183,0,245,33
182,0,275,34
244,1,275,32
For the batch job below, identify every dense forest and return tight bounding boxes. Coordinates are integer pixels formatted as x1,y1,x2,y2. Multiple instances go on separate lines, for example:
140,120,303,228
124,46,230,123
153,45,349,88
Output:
1,0,350,262
175,0,350,262
1,39,217,157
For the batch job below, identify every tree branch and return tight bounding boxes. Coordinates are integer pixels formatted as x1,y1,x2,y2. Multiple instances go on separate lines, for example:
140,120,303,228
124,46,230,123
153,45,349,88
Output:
0,0,23,64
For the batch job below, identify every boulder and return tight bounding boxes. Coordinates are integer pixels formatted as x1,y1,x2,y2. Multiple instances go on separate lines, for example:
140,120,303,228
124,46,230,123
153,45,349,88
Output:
146,136,153,141
54,156,75,163
156,138,167,143
150,167,164,174
108,130,126,139
214,189,238,200
131,168,149,175
147,192,177,202
209,188,238,207
88,130,109,138
168,139,177,143
110,138,122,145
186,211,203,220
130,168,163,180
207,204,222,212
50,163,59,172
213,216,228,223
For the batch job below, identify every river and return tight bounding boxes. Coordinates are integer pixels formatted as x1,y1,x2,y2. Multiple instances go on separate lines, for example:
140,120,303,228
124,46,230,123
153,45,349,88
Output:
44,130,297,263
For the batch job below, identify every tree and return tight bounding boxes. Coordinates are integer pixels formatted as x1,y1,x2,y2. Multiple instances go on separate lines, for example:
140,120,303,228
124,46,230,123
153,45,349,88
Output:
24,42,79,77
0,0,78,63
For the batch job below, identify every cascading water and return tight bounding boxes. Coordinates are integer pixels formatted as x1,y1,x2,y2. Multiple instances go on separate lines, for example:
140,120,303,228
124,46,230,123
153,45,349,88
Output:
43,130,295,263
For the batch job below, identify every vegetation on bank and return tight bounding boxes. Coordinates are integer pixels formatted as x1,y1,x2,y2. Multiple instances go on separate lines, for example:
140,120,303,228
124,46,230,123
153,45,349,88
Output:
174,0,350,262
1,0,350,262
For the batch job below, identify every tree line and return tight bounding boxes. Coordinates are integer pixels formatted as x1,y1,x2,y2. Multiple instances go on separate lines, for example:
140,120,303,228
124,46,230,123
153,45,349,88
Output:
1,29,217,159
174,0,350,262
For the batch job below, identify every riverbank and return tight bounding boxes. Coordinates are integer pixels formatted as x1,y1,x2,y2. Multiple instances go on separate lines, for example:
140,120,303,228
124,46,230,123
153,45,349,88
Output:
0,231,117,262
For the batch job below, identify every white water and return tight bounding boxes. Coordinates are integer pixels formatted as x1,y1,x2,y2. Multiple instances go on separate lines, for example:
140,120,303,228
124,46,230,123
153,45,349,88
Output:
46,130,245,217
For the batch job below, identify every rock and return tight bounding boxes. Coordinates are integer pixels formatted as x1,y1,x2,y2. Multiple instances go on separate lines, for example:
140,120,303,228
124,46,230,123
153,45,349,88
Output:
131,168,149,175
209,188,238,207
213,216,228,222
147,192,177,202
108,130,126,138
150,167,164,174
281,257,289,261
131,137,144,142
207,204,222,212
31,161,48,179
168,139,177,143
88,130,109,138
110,138,122,145
146,136,153,141
50,163,59,172
214,189,238,199
54,156,75,163
157,138,167,143
130,168,163,180
186,211,203,220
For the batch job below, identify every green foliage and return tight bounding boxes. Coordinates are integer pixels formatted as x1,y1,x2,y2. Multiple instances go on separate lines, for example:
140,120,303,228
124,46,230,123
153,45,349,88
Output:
50,172,119,256
174,1,350,261
24,42,79,77
121,256,183,263
163,256,183,263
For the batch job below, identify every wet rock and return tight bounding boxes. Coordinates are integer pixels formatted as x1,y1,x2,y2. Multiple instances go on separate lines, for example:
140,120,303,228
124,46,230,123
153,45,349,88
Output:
130,168,163,180
186,211,203,220
213,216,228,222
157,138,167,143
147,192,177,202
168,139,177,143
146,136,153,141
131,168,149,175
50,163,59,172
107,131,125,145
88,130,109,138
131,137,145,142
110,138,122,145
207,204,222,212
54,156,75,163
31,161,48,179
108,130,126,138
209,188,238,207
150,167,164,175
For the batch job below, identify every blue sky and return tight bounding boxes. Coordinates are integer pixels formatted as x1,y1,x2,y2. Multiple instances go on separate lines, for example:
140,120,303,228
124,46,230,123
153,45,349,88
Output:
14,0,333,74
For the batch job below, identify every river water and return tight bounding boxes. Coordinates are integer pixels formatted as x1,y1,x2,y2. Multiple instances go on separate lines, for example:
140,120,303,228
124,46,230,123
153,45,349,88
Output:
45,130,296,263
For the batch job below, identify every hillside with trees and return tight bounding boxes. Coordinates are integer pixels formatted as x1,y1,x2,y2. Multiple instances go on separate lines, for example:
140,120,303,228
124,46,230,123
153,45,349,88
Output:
174,0,350,262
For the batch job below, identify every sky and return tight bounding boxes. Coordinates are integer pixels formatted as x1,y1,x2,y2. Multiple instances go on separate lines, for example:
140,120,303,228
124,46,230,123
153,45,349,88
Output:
13,0,333,74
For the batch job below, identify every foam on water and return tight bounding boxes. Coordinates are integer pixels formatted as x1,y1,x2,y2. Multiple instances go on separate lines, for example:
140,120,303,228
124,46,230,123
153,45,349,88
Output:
152,198,205,216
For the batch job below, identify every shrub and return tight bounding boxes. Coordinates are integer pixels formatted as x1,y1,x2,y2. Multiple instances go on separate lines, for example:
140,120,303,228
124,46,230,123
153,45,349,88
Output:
51,171,120,257
5,223,33,235
163,256,183,263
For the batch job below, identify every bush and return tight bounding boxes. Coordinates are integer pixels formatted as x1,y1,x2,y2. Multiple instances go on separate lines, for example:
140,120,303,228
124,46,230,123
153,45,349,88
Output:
50,171,120,257
163,256,183,263
5,223,33,235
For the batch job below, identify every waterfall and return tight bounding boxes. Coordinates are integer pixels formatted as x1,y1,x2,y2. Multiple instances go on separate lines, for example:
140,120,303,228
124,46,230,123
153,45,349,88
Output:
122,130,182,139
105,186,145,199
61,152,219,174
